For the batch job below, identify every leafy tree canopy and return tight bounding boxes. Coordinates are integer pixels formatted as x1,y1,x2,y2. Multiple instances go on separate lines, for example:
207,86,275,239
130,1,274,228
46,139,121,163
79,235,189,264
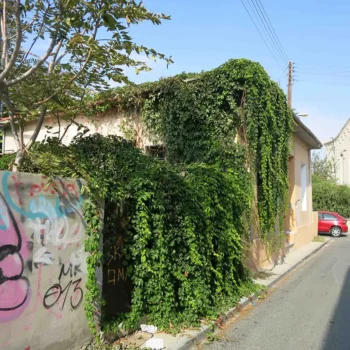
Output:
311,151,336,182
0,0,172,168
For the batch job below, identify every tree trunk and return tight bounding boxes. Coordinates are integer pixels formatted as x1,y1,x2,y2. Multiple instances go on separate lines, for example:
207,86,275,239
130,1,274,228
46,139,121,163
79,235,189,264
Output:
12,149,25,172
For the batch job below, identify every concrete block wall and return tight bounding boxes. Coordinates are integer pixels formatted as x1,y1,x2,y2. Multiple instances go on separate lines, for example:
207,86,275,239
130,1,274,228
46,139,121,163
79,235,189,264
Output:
0,171,91,350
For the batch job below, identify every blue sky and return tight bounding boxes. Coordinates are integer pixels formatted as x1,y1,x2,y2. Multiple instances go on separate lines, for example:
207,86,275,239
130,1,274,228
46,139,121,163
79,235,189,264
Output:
122,0,350,145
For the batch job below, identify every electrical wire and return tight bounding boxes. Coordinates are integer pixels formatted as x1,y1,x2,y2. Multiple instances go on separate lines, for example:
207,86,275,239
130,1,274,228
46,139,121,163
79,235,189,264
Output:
277,64,289,85
254,0,289,63
295,71,350,77
240,0,284,71
248,0,287,66
295,79,350,86
295,63,350,71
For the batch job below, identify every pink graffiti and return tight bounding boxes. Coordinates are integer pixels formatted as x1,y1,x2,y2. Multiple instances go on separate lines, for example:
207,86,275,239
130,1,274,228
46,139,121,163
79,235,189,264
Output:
0,194,31,323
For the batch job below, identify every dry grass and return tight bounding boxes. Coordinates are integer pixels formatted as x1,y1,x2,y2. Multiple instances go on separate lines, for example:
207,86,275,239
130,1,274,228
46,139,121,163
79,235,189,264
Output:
313,236,326,243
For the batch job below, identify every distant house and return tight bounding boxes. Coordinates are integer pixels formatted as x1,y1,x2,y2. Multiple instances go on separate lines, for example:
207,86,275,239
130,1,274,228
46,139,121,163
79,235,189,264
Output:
324,119,350,185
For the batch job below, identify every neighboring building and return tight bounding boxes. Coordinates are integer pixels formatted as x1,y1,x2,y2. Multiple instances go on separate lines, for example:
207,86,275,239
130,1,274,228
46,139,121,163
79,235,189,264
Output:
324,118,350,185
284,115,323,249
0,104,322,270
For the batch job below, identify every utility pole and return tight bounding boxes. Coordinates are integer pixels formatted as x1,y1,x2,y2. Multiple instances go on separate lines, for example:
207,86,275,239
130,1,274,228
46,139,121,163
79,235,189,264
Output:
287,61,293,108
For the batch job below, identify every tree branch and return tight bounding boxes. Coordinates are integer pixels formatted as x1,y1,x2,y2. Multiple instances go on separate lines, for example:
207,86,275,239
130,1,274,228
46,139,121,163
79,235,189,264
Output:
55,51,68,65
22,37,62,151
0,0,22,81
8,8,39,40
5,32,58,87
1,94,20,150
1,0,8,68
25,105,47,151
16,5,52,72
35,24,98,107
60,119,73,142
49,40,63,71
36,50,93,107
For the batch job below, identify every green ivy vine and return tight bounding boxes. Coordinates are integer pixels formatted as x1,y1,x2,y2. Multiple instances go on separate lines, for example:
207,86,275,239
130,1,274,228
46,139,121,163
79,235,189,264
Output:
95,58,293,241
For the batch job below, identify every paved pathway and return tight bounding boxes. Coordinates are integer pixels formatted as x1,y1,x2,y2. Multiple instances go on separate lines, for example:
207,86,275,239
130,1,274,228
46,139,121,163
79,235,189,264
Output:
203,236,350,350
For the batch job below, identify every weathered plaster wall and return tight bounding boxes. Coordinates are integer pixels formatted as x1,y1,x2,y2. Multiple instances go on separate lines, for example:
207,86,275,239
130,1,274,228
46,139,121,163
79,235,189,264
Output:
3,110,154,154
294,212,318,249
0,171,91,350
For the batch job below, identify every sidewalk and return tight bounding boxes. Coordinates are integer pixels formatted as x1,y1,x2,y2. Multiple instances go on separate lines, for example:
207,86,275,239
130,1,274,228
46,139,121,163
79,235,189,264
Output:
123,238,331,350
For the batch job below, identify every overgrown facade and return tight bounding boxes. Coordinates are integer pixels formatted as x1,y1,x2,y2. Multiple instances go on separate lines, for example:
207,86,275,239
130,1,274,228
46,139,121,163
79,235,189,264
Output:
1,59,322,269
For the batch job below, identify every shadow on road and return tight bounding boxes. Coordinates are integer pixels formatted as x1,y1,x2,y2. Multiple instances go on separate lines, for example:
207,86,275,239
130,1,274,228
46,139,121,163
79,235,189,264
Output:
323,267,350,349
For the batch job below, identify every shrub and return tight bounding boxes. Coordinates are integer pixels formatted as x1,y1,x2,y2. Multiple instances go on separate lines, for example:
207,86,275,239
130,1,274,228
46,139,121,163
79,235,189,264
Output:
313,175,350,218
0,153,15,170
23,135,258,330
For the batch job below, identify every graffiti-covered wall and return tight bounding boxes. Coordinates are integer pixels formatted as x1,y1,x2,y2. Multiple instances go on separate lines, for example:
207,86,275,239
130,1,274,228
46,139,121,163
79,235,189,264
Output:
0,171,91,350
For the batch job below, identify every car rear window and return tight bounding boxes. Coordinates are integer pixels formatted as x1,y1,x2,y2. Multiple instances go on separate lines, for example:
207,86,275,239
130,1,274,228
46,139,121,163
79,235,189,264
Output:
322,213,338,220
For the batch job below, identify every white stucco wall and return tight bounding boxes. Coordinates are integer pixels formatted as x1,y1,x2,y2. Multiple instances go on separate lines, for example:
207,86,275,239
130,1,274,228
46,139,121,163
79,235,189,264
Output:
325,119,350,185
2,110,154,154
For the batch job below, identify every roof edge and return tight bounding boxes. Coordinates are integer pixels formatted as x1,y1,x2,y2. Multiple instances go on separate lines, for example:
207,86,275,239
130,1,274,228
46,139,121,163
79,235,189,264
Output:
323,118,350,145
293,114,323,149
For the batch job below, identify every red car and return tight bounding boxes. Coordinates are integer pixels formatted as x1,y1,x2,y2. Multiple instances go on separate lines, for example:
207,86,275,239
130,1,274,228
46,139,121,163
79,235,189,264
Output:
318,211,348,237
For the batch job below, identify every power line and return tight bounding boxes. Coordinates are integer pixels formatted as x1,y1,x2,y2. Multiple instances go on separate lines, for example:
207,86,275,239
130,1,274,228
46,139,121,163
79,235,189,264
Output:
254,0,289,63
295,79,350,86
277,64,289,88
295,63,350,71
248,0,287,66
295,71,350,77
295,65,350,74
240,0,284,71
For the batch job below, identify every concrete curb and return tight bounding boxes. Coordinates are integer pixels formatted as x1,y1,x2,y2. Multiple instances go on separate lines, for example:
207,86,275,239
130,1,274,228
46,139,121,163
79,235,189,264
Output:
172,238,330,350
262,238,330,290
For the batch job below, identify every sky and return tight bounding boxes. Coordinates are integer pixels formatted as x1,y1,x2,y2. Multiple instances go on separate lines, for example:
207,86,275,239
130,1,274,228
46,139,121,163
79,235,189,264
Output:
119,0,350,146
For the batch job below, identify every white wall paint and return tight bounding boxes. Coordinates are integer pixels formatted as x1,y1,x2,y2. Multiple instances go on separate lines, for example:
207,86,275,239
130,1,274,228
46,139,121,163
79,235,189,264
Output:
325,119,350,185
2,111,154,154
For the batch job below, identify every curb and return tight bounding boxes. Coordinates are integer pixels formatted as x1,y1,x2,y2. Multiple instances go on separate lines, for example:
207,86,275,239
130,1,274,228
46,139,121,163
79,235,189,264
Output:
173,238,330,350
263,238,330,290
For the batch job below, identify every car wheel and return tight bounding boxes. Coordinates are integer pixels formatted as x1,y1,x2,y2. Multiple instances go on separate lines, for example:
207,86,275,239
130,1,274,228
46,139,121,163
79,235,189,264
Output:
330,226,342,237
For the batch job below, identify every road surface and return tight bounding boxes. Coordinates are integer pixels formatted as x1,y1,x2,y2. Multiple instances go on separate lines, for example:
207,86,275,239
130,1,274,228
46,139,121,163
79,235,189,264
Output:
203,236,350,350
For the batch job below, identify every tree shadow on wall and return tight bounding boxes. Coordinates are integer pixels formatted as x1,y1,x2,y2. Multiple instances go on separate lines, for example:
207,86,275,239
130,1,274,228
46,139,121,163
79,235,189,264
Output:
322,267,350,349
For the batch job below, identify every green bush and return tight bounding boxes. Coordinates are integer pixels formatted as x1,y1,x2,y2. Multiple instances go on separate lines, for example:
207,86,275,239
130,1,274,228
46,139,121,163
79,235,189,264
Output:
313,175,350,218
23,135,258,330
95,59,293,239
0,153,15,170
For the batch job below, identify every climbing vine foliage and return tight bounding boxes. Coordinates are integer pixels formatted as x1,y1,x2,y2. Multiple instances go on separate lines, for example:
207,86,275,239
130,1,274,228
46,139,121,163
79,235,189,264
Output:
21,134,257,331
96,58,293,238
17,58,292,333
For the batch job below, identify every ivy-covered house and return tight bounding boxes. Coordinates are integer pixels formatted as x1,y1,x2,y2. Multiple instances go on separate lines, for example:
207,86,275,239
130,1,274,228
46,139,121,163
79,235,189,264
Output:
1,59,322,271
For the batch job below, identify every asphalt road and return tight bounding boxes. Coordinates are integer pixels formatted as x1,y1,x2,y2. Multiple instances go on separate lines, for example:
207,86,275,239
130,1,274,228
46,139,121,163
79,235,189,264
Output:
203,236,350,350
